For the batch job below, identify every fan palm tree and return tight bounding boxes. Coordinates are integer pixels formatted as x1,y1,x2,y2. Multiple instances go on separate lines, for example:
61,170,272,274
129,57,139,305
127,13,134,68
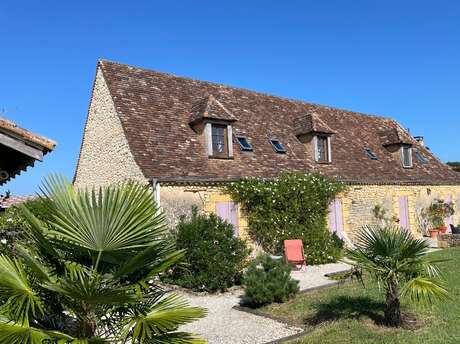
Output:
0,176,206,343
346,225,449,327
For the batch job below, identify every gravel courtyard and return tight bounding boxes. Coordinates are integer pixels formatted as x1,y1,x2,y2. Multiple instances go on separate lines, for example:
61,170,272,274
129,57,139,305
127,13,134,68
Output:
178,262,350,344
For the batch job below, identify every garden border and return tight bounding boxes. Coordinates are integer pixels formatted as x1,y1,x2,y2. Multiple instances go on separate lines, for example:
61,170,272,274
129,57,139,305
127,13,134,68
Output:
233,269,352,344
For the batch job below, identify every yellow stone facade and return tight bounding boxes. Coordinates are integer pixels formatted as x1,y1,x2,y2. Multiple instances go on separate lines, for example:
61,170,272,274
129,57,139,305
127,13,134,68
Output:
159,184,460,245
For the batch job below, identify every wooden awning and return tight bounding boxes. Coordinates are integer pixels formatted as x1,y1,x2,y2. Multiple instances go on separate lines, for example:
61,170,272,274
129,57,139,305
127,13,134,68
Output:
0,117,56,185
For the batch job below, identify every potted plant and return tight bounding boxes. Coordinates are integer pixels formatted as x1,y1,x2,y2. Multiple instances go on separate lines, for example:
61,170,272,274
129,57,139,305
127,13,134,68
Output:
425,199,455,237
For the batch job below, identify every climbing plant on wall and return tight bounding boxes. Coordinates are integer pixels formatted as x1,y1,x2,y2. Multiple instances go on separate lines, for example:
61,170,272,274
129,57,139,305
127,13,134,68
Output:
226,172,346,264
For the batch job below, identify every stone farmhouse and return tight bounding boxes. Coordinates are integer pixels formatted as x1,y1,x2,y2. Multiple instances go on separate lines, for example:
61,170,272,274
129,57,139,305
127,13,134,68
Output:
74,60,460,243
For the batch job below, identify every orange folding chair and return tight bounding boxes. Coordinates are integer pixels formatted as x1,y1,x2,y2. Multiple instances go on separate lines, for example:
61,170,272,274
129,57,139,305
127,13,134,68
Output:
284,239,307,271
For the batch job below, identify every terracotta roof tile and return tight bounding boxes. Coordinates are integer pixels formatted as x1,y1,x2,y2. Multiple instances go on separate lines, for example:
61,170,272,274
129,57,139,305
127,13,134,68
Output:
98,60,460,185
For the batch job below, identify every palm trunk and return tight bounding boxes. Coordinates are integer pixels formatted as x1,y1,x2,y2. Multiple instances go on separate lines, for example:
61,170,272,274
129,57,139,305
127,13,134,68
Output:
77,303,97,338
384,279,401,327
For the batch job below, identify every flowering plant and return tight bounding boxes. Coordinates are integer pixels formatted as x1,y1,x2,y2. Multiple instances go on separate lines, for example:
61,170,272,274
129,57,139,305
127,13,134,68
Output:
226,172,346,264
425,199,455,229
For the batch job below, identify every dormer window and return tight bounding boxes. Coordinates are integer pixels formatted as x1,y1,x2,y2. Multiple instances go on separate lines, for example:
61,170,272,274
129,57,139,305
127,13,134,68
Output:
401,145,413,168
315,135,331,163
204,122,233,159
212,124,228,157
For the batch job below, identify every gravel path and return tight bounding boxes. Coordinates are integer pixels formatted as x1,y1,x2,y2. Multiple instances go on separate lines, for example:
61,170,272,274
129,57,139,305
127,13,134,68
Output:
178,262,350,344
291,262,350,291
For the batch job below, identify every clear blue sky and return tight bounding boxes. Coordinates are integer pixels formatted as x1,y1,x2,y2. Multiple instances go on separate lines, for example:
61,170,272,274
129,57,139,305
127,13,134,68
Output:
1,1,459,195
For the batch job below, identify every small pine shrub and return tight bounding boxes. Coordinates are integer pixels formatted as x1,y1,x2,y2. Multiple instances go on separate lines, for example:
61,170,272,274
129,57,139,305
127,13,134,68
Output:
166,207,250,292
243,254,299,308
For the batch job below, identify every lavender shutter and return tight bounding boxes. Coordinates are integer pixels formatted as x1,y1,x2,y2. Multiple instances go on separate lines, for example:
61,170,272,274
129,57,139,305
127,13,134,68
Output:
229,202,239,237
335,199,344,236
399,196,410,230
216,201,239,237
445,195,453,229
328,201,337,233
328,199,344,238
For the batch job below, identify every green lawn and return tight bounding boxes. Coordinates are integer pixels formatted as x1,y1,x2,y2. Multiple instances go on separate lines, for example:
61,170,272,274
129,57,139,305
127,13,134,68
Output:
261,247,460,344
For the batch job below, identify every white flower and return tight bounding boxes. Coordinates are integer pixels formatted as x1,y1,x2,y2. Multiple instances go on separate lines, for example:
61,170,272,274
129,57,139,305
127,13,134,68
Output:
0,239,6,245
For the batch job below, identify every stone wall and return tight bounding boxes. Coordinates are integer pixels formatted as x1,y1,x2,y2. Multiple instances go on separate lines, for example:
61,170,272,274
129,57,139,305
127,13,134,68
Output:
341,184,460,240
438,233,460,248
160,185,250,241
159,184,460,246
73,67,147,189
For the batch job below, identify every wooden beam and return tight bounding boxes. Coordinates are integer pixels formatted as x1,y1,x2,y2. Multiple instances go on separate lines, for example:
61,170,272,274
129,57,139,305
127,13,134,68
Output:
0,132,43,161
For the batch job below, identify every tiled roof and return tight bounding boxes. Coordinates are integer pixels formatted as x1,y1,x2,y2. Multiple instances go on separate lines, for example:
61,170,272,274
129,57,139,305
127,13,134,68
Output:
0,195,36,209
294,113,335,136
0,117,56,185
98,60,460,185
0,118,56,152
189,95,237,125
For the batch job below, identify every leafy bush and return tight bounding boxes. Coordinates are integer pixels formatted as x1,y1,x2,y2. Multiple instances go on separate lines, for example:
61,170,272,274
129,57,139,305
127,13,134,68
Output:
243,254,299,307
0,198,48,256
166,207,250,292
226,172,346,264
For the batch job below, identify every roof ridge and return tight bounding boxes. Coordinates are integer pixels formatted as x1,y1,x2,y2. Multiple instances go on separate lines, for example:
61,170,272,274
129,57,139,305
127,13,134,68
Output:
98,59,396,122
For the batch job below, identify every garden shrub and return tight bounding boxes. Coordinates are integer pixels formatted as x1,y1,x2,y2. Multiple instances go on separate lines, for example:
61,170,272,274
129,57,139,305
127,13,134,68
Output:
0,198,48,256
226,172,346,264
165,207,250,292
243,254,299,307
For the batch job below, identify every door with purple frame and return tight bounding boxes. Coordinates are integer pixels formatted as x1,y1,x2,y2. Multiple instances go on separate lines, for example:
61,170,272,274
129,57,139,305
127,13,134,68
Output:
329,198,344,239
216,201,239,237
445,195,454,231
398,196,410,230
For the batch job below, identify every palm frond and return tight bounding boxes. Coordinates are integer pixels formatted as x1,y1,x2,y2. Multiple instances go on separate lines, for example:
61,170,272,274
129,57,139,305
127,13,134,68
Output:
0,255,43,325
401,276,450,305
16,245,52,283
18,205,64,273
44,262,138,306
119,294,206,343
0,321,73,344
39,176,168,256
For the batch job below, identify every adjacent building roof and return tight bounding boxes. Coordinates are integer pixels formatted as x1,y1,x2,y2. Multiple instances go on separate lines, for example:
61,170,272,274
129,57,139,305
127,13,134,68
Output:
0,194,36,209
0,117,56,185
97,60,460,185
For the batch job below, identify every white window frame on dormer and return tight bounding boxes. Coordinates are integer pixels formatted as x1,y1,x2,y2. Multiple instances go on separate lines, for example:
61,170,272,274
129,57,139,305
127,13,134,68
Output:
401,145,413,168
314,135,332,163
204,122,233,158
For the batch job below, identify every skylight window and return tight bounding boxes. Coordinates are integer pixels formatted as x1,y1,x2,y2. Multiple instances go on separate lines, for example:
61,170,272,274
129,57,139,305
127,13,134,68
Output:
269,139,286,154
364,147,378,160
415,150,429,164
236,136,253,151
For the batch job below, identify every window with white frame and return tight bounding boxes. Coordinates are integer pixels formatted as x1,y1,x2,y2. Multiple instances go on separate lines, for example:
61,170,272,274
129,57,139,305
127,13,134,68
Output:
315,135,331,163
401,145,413,168
205,122,233,158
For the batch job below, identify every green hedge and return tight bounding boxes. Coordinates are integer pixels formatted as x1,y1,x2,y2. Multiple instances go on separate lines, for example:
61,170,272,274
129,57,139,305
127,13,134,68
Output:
164,208,250,292
226,172,346,264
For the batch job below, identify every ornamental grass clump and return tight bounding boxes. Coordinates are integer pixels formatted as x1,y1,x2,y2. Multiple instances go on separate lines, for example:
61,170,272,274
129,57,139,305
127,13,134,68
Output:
345,225,449,327
242,254,299,308
0,176,206,343
226,172,346,264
